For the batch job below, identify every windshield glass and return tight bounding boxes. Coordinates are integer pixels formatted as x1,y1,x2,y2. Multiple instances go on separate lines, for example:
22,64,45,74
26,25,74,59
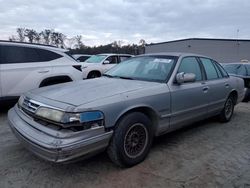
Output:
223,64,247,76
105,55,177,82
85,55,107,63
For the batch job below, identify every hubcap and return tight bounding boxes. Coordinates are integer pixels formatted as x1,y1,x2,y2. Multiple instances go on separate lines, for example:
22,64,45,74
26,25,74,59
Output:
124,123,148,158
225,99,233,119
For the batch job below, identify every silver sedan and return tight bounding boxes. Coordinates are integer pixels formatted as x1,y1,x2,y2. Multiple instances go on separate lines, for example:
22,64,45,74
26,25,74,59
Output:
8,53,245,167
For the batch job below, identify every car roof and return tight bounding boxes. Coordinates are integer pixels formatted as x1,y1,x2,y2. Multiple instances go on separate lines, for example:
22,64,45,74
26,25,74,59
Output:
98,53,133,56
72,54,91,58
0,40,67,52
139,52,212,59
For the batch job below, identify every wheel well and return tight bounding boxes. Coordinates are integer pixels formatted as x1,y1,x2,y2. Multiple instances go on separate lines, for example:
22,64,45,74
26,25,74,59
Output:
229,90,238,105
87,71,101,78
115,107,159,134
39,76,72,87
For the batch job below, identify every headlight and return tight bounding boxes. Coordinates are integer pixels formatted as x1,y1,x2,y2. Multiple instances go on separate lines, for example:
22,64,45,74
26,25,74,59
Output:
35,107,65,122
35,107,104,129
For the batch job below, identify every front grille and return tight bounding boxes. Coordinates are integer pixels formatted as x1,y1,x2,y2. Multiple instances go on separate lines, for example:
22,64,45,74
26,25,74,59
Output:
21,98,40,114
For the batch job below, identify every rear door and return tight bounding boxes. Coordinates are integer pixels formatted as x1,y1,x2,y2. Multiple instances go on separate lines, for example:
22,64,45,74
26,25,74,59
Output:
169,57,208,128
199,58,231,114
1,45,53,97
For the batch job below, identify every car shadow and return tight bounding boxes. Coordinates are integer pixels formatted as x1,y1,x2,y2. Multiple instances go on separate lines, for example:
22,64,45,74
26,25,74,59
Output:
45,116,223,171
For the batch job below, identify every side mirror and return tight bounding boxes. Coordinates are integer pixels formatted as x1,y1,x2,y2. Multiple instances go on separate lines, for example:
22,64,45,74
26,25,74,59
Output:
103,60,110,64
176,72,196,84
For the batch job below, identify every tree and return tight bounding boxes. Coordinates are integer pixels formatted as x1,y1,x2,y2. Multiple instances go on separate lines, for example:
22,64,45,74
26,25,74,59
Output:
51,31,66,48
75,35,85,49
40,29,52,45
24,29,38,43
16,28,26,42
139,39,146,54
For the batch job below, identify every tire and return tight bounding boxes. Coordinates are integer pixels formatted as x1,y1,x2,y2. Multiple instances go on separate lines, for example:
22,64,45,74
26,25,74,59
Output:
107,112,153,167
87,72,100,79
219,96,235,122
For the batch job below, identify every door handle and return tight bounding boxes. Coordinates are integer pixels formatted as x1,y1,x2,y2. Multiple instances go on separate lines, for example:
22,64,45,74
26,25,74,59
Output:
225,83,229,88
203,86,209,92
38,70,49,73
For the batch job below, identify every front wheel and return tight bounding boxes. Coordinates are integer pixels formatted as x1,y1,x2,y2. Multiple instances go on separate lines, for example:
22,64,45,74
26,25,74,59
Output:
219,96,235,122
107,112,153,167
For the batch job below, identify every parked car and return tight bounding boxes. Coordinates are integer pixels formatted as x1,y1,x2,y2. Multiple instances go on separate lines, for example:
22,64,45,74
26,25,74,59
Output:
72,54,91,62
222,63,250,102
8,53,244,167
82,53,133,78
0,41,83,101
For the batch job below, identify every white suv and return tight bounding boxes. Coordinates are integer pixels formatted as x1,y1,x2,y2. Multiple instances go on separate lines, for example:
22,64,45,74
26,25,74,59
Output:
82,53,133,79
0,41,83,100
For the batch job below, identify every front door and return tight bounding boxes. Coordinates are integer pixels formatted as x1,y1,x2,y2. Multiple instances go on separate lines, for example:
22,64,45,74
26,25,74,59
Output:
169,57,209,129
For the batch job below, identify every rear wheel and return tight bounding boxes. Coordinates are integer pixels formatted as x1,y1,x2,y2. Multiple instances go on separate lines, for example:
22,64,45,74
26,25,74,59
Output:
219,96,234,122
87,72,101,79
107,112,153,167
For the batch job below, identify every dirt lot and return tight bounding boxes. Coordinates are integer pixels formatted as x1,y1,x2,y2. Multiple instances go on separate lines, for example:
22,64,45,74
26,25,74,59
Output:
0,103,250,188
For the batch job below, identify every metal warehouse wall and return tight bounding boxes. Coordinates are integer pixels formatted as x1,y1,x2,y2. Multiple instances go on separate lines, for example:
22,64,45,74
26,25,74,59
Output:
145,39,250,63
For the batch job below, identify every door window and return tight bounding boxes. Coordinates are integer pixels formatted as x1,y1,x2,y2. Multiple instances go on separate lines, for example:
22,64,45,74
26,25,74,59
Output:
200,58,219,80
106,56,118,64
1,45,62,64
178,57,202,81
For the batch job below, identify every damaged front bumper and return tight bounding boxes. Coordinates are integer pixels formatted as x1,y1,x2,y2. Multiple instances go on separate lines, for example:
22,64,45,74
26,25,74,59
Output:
8,105,113,163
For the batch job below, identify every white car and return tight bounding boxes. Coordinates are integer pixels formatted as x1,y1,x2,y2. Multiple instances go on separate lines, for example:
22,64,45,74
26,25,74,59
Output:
0,41,83,101
82,53,133,79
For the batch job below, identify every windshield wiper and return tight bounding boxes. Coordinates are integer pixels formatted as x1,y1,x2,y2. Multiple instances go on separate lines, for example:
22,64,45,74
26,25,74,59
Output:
115,76,134,80
103,74,133,80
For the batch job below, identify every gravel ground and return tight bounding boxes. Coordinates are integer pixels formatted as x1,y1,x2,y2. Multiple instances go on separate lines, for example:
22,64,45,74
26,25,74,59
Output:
0,103,250,188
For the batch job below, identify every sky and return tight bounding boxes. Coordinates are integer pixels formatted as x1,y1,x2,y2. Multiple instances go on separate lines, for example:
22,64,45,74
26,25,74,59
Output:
0,0,250,46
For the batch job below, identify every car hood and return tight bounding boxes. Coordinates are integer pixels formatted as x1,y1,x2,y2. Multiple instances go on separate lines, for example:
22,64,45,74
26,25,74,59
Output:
29,77,159,106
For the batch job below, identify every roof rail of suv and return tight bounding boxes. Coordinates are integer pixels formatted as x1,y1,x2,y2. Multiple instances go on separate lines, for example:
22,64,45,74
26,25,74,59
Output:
0,40,60,49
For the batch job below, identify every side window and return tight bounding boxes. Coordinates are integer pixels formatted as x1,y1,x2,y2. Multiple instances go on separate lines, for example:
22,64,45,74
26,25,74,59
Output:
215,62,229,77
120,56,131,62
213,62,223,78
36,49,62,61
107,56,118,64
200,58,219,80
178,57,202,81
2,45,40,63
1,45,62,64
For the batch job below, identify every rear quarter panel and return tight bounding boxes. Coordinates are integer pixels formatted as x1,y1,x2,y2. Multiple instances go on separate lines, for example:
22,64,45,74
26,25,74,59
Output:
228,76,245,103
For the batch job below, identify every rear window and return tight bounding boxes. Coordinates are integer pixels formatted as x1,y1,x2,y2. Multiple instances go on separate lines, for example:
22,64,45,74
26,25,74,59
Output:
1,45,62,64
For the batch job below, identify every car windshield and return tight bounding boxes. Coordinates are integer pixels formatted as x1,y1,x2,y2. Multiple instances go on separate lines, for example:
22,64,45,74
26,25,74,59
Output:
223,64,247,76
85,55,107,63
104,55,177,82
